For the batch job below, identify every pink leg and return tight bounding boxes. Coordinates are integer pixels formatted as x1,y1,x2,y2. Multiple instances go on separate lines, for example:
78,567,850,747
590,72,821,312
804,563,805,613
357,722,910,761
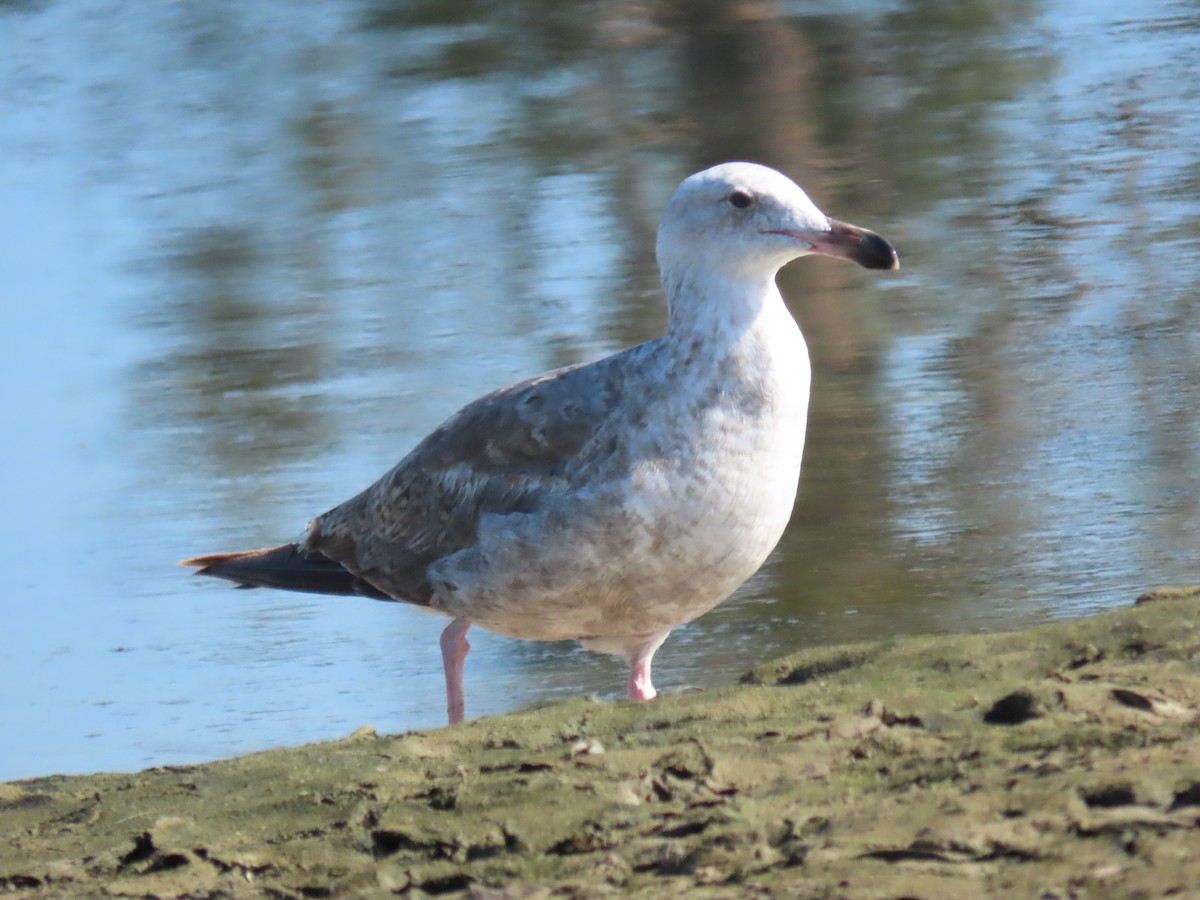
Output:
626,630,670,702
628,658,656,701
440,618,471,724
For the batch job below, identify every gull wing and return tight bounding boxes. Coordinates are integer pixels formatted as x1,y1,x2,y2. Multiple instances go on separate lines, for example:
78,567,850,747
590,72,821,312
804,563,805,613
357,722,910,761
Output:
303,349,639,604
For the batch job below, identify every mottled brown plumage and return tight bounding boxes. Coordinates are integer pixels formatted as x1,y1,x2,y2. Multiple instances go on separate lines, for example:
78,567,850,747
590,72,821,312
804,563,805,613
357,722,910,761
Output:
305,353,634,606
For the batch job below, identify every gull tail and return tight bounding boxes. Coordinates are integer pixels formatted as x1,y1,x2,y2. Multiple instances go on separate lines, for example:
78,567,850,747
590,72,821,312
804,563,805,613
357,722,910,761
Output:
181,544,391,600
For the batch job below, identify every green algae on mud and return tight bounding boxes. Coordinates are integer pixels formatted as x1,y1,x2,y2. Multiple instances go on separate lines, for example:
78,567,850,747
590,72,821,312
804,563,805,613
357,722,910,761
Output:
3,587,1199,899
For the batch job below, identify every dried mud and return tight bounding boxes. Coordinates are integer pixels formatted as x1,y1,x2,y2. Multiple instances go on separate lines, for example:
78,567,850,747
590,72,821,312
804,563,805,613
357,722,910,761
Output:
3,586,1199,899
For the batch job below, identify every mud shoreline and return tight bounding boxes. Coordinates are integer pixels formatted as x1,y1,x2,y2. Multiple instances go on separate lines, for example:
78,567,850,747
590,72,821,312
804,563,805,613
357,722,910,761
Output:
3,586,1199,898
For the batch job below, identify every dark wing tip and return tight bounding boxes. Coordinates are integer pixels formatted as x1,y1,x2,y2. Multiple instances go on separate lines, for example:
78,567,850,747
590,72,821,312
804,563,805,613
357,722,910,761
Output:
181,543,394,601
180,549,263,572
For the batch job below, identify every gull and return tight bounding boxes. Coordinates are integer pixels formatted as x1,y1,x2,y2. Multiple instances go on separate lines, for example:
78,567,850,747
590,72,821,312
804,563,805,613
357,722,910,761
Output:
183,162,898,724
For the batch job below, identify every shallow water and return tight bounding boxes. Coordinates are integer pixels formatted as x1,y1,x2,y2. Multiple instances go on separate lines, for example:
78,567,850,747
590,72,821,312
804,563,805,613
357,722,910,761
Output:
2,0,1198,780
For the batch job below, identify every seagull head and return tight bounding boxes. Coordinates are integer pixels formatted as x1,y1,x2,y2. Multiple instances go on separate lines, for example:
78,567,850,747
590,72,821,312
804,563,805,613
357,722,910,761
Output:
656,162,899,279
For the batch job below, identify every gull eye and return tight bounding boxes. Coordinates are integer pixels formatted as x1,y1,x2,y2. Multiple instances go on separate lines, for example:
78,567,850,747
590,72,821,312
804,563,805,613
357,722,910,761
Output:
728,190,754,209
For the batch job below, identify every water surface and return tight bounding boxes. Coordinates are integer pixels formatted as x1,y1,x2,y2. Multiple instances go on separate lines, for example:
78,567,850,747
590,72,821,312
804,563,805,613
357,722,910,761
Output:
2,0,1198,780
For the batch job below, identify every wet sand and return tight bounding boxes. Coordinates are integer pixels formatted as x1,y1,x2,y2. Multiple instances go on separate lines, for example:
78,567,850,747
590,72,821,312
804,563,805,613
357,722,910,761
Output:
3,586,1198,899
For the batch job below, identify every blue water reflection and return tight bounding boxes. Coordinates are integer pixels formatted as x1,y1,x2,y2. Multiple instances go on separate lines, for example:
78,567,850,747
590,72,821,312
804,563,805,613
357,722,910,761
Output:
1,0,1197,779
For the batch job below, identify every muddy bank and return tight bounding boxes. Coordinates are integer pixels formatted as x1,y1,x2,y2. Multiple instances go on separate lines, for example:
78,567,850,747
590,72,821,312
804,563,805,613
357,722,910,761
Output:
3,587,1199,899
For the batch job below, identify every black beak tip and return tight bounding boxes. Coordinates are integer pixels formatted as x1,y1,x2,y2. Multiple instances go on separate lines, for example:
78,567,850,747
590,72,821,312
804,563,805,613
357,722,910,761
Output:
858,232,900,271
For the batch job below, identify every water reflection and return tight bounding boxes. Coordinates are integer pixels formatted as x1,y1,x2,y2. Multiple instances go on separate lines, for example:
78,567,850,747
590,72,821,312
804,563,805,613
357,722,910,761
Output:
2,0,1198,779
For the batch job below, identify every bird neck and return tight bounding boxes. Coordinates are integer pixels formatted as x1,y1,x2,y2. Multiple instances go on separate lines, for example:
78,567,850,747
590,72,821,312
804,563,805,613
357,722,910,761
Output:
661,264,787,348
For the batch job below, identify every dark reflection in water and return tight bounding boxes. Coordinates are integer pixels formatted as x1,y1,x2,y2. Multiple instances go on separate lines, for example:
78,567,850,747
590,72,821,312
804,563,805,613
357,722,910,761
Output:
2,0,1198,779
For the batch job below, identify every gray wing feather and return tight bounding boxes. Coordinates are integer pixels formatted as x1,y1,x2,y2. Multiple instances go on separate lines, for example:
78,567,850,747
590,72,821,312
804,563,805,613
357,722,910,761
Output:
303,349,641,604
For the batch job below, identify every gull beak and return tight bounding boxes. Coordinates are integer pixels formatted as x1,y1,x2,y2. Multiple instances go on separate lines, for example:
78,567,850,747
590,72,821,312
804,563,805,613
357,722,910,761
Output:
810,219,899,270
768,219,899,270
